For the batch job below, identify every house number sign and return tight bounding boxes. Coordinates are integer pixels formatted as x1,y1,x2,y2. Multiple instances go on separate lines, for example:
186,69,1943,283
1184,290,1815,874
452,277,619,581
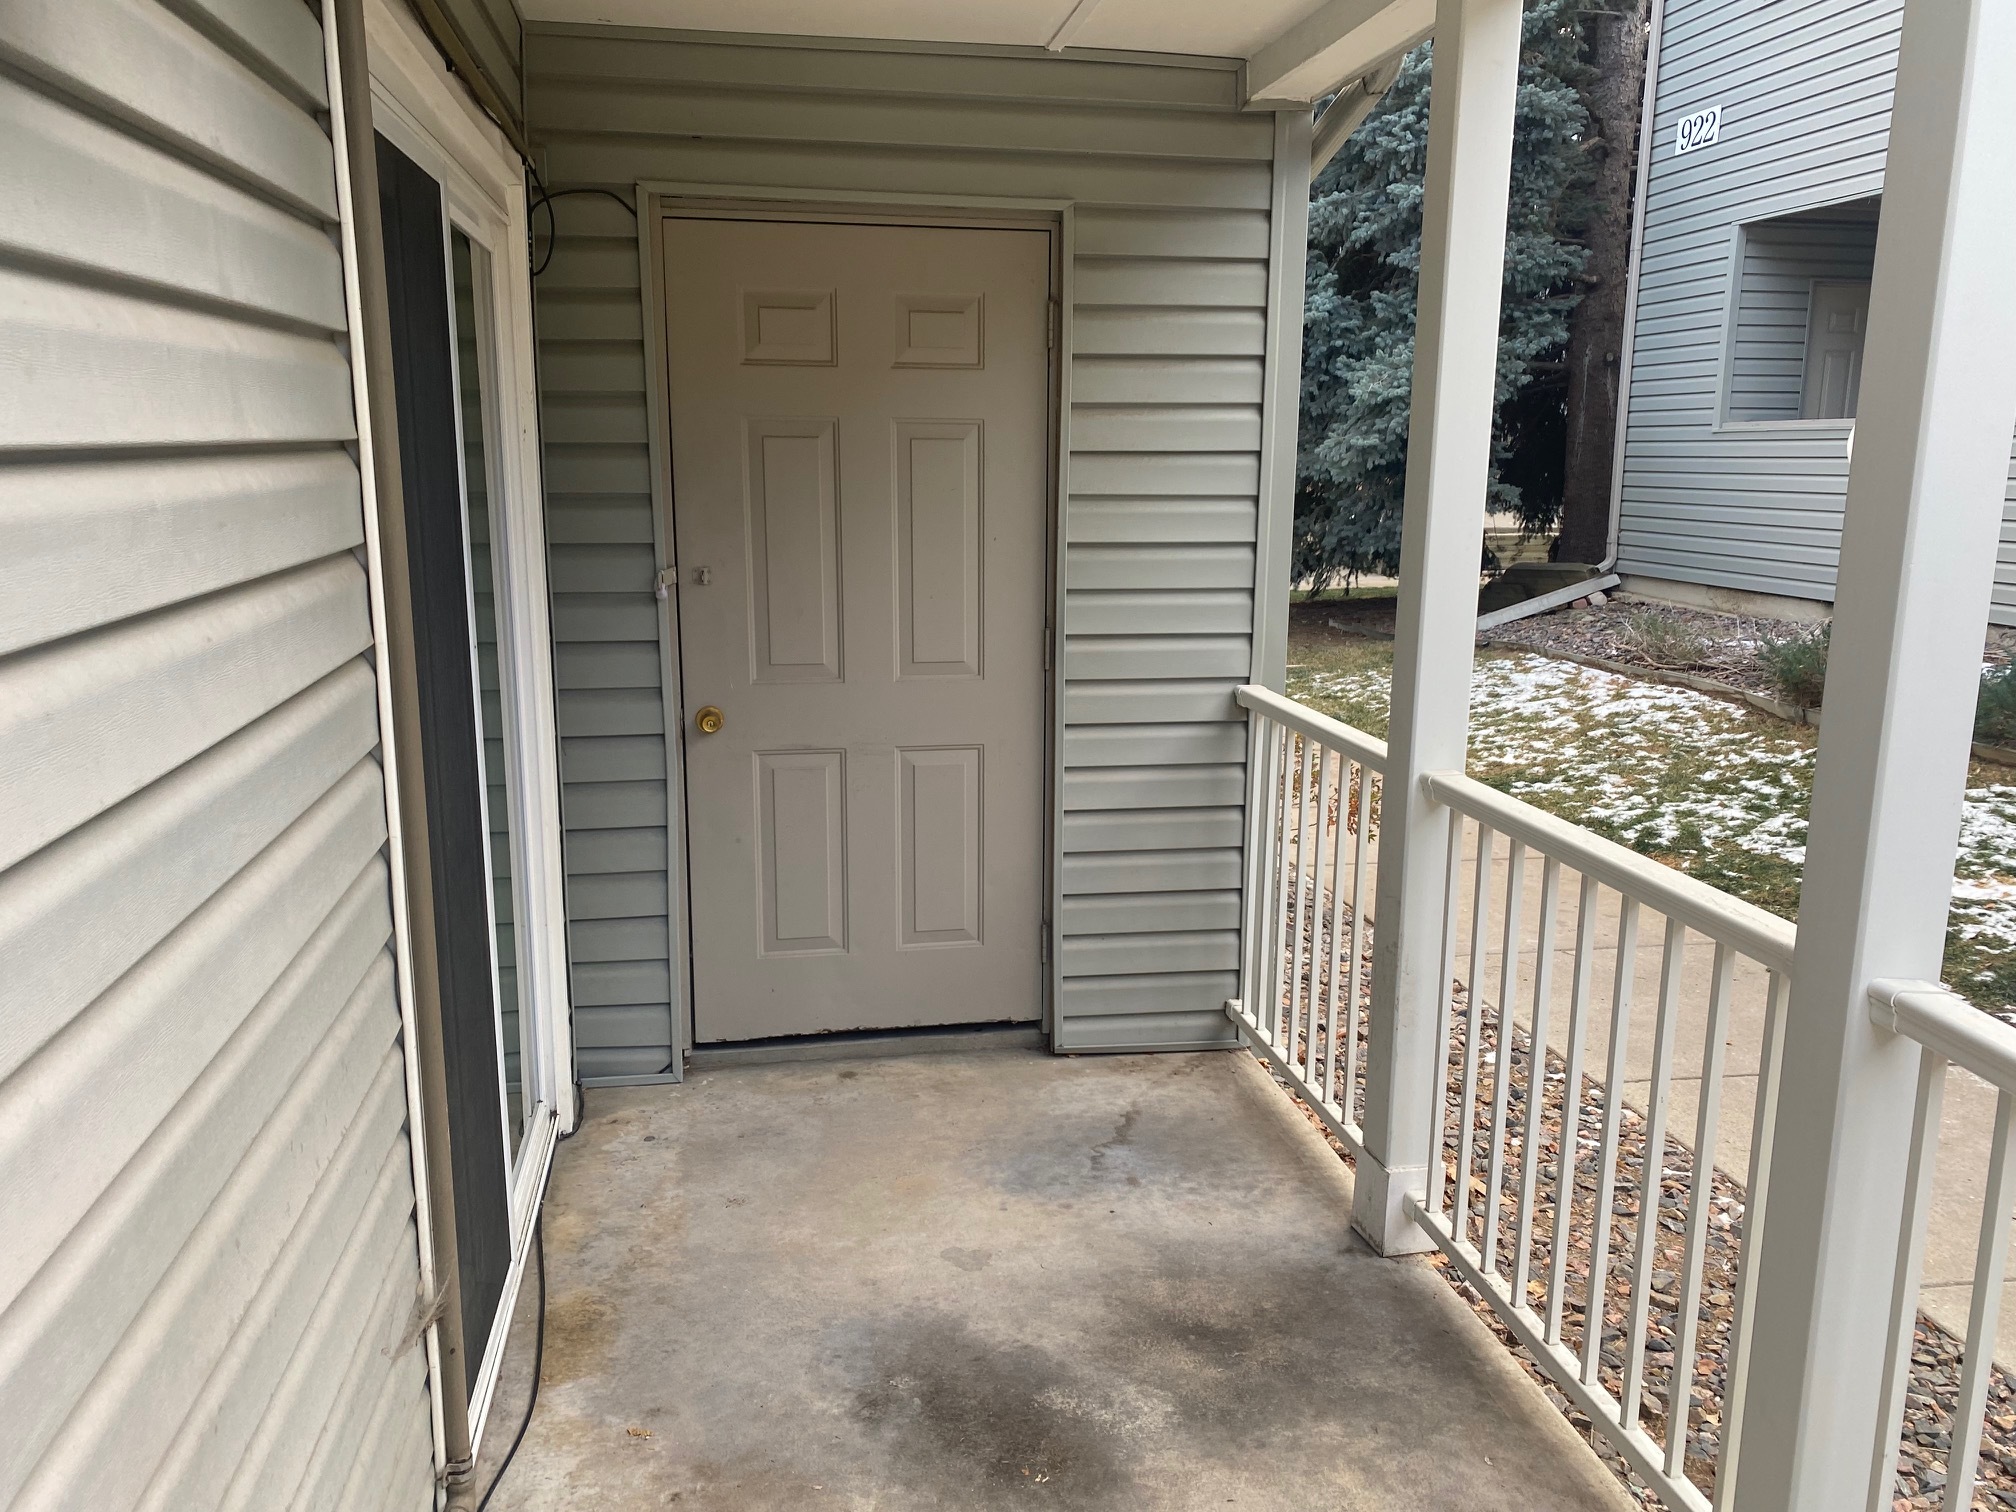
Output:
1675,105,1721,155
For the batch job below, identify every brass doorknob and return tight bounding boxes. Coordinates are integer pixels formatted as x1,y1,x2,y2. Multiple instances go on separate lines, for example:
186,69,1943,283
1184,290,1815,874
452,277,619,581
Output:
694,705,724,735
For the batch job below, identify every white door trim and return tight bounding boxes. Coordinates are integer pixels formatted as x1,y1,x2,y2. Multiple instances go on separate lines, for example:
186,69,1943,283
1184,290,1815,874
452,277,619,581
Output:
634,184,1072,1069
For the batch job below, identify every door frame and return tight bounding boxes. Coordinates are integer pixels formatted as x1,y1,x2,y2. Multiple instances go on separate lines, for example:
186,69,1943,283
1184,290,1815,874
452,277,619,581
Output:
636,184,1075,1074
365,0,575,1451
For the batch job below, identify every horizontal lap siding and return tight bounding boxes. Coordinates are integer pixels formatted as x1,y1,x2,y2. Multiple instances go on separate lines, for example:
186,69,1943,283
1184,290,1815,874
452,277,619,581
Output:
433,0,524,132
1617,0,1895,603
0,3,431,1509
1619,0,2016,621
524,28,1270,1058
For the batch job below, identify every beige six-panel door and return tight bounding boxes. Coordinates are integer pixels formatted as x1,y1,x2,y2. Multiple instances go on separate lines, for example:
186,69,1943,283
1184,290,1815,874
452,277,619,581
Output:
664,217,1051,1042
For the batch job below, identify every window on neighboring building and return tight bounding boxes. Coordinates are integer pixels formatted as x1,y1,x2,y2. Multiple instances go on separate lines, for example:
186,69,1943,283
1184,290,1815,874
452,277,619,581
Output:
1724,197,1878,424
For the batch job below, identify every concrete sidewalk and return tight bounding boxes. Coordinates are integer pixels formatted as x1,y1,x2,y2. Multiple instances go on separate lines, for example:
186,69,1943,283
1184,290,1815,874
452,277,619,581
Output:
476,1048,1634,1511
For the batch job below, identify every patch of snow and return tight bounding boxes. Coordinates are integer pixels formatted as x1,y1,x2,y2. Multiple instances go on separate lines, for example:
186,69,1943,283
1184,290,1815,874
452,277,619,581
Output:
1290,650,2016,985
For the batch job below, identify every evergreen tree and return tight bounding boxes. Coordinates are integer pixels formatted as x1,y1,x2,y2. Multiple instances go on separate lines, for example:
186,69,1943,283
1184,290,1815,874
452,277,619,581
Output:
1296,0,1594,586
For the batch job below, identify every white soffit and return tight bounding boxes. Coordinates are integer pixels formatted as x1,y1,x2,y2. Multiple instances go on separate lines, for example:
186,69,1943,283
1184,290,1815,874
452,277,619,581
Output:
518,0,1429,101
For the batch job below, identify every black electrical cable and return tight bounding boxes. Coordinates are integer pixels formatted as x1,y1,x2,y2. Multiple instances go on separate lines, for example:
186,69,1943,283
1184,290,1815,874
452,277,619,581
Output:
393,7,636,281
475,1214,545,1512
527,161,637,278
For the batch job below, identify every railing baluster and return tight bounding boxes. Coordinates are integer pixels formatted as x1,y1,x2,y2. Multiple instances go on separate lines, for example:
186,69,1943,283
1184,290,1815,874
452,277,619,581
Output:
1456,825,1497,1248
1482,840,1528,1275
1344,767,1376,1123
1717,969,1788,1509
1322,754,1348,1109
1581,895,1641,1388
1667,943,1733,1479
1428,813,1466,1220
1941,1089,2016,1511
1254,720,1278,1034
1265,724,1293,1046
1514,856,1562,1311
1547,873,1601,1348
1864,1043,1946,1512
1291,735,1315,1051
1621,916,1688,1428
1225,709,1257,1020
1301,742,1333,1084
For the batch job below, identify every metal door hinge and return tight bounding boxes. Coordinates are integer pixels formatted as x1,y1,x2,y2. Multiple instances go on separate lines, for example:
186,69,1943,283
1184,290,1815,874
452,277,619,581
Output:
1044,624,1054,671
1041,920,1051,964
655,566,677,601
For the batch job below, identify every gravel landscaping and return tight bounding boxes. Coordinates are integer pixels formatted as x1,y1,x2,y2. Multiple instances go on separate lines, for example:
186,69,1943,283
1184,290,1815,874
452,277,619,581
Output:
1483,597,1811,701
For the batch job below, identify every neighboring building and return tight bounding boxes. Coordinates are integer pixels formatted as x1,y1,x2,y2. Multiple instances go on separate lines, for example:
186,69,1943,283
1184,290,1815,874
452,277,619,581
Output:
1613,0,2016,623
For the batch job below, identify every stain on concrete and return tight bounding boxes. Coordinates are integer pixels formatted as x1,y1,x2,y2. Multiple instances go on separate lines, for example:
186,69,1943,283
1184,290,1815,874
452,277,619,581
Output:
1090,1107,1138,1165
939,1246,992,1272
541,1289,619,1386
848,1312,1129,1501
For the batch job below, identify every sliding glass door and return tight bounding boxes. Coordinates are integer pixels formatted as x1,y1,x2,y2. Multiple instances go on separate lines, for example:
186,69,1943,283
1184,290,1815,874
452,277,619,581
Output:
374,127,562,1430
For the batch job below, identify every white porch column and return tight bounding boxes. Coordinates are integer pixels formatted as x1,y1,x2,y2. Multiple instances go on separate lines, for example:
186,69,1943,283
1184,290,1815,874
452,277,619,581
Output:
1351,0,1522,1255
1730,1,2016,1507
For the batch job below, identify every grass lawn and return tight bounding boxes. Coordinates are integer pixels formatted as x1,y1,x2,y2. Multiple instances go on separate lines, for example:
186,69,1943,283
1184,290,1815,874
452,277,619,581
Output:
1285,619,2016,1011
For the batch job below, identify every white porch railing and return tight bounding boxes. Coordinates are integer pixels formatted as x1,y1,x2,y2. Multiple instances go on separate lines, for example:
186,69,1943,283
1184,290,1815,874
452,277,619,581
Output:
1229,685,1386,1157
1406,767,1792,1512
1866,980,2016,1512
1230,685,2016,1512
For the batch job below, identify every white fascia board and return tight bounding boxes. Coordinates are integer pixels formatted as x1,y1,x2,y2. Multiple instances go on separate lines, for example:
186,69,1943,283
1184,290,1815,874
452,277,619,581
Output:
1243,0,1432,106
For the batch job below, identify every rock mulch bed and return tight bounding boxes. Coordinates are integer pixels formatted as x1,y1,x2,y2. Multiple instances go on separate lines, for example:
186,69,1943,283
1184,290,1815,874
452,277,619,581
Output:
1262,916,2016,1511
1481,598,1805,701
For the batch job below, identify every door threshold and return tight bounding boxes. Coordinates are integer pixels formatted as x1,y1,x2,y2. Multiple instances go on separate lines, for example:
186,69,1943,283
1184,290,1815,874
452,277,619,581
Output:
687,1022,1046,1070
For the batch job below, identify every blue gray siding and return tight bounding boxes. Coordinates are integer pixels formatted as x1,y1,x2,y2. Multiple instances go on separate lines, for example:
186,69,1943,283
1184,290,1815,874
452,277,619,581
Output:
0,2,433,1508
1617,0,2016,620
525,27,1276,1062
1617,0,1895,604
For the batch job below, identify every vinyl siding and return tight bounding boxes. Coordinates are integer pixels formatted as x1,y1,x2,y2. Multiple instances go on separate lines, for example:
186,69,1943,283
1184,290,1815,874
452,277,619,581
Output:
1616,0,2016,621
0,3,433,1510
525,26,1274,1061
431,0,524,131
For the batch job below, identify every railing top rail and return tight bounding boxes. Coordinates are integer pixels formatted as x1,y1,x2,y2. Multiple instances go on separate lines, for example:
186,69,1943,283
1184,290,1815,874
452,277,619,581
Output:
1871,978,2016,1094
1235,684,1389,772
1421,767,1799,975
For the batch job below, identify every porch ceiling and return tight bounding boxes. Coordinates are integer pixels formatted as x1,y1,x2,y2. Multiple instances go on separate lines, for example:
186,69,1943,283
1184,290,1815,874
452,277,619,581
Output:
516,0,1432,103
475,1046,1635,1510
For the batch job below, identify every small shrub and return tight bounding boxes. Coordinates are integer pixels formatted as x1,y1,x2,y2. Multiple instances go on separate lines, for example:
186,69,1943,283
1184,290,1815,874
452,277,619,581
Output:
1755,624,1830,708
1977,665,2016,745
1621,610,1711,670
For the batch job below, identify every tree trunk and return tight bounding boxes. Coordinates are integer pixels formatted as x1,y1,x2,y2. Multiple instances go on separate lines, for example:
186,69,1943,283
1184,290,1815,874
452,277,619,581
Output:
1556,0,1652,565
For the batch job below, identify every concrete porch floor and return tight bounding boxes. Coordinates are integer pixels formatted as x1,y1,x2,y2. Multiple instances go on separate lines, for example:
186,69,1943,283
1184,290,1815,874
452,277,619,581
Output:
476,1047,1634,1511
